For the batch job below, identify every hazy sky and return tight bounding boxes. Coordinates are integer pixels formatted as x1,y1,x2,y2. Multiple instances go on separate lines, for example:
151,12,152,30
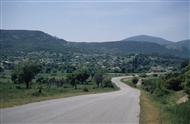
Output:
1,0,189,42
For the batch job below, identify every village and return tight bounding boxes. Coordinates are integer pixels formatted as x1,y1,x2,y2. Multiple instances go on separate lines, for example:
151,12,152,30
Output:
0,50,182,76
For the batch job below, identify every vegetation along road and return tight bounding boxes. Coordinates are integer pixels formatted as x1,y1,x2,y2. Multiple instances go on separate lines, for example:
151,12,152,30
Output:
1,76,140,124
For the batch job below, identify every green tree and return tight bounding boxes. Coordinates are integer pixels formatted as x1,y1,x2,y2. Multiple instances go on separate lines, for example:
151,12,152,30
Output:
0,66,4,72
12,61,39,88
132,56,138,69
46,67,51,73
77,69,90,84
11,73,17,84
93,69,106,87
67,73,78,89
94,73,103,87
181,60,189,69
181,64,190,90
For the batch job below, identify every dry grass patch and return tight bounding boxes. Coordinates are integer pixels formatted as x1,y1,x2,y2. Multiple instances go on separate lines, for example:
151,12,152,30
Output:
140,90,161,124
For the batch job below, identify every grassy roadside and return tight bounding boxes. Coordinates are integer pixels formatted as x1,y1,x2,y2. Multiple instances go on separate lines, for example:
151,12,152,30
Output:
139,90,161,124
121,78,161,124
0,82,119,108
121,76,190,124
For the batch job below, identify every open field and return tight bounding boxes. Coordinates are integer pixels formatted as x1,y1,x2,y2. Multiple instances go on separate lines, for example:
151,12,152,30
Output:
0,70,120,108
0,81,119,108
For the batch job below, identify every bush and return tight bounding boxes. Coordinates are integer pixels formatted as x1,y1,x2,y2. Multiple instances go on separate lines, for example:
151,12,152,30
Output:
154,88,171,97
166,77,182,91
31,90,40,96
153,74,158,77
15,86,22,89
53,70,57,73
103,79,114,88
132,77,138,84
83,87,89,92
139,73,147,77
185,88,190,94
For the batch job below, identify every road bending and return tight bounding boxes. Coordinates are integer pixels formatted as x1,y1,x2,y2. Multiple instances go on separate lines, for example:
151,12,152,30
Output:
1,76,140,123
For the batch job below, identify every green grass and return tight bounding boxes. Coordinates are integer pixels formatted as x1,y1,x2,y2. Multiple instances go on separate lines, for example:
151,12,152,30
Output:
0,73,119,108
120,77,161,124
164,99,190,124
36,71,67,79
120,77,136,88
120,76,190,124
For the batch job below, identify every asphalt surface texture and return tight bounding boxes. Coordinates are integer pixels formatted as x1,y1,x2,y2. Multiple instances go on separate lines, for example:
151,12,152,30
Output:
1,76,140,124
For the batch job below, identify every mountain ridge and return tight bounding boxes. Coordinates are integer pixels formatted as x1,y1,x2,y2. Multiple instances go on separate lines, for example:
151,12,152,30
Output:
0,30,189,57
121,35,173,45
68,40,189,57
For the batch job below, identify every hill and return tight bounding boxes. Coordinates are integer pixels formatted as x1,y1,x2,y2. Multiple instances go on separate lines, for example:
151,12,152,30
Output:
0,30,189,57
121,35,173,45
0,30,70,55
68,40,189,57
174,39,190,50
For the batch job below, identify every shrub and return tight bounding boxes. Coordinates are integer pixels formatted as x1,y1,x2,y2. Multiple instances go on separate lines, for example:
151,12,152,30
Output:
166,77,182,91
185,87,190,94
15,86,22,89
37,86,42,93
103,79,114,88
83,87,89,92
154,88,171,97
153,74,158,77
63,86,69,88
132,77,138,84
53,70,57,73
31,90,40,96
139,73,147,77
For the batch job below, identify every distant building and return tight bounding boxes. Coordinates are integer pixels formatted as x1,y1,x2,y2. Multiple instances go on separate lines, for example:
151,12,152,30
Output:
150,67,161,72
0,62,3,66
13,60,20,65
167,66,174,70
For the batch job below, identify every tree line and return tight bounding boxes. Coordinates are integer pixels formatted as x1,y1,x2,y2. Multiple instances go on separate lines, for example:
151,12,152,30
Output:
11,61,114,90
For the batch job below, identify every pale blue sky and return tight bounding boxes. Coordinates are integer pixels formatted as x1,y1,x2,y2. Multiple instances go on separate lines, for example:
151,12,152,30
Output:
1,0,189,42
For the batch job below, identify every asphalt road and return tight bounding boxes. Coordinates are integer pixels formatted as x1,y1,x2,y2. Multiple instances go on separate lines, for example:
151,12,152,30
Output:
1,76,140,124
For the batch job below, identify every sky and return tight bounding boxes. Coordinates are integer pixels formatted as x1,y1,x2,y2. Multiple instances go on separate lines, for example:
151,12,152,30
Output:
1,0,189,42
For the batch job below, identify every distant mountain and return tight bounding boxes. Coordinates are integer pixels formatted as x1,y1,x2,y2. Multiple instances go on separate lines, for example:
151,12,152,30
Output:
121,35,173,45
174,39,190,50
68,40,189,57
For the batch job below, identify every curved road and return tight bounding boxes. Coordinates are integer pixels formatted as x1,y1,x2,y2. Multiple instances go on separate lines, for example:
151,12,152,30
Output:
1,76,140,124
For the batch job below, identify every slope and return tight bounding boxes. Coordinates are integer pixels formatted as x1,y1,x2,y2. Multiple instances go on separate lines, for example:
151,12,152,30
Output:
121,35,173,45
1,30,189,57
68,40,189,57
0,30,69,54
174,39,190,50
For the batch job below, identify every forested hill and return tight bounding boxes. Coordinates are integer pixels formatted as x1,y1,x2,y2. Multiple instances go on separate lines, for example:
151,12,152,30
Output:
174,39,190,50
68,40,190,57
68,41,170,54
0,30,68,53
